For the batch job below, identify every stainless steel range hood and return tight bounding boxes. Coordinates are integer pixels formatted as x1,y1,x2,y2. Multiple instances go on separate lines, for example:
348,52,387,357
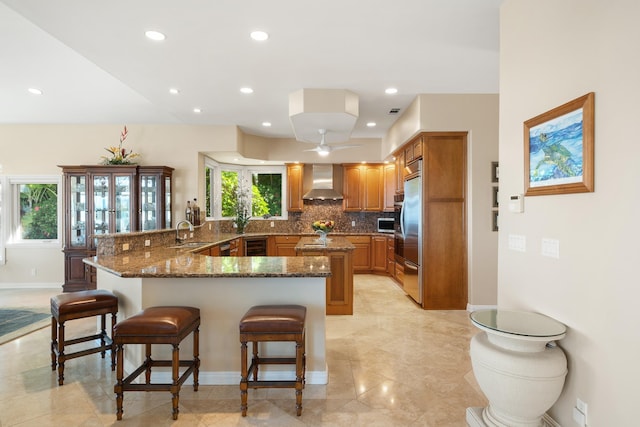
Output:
302,164,343,200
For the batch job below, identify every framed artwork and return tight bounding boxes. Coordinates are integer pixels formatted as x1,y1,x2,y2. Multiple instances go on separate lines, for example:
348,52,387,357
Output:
524,92,595,196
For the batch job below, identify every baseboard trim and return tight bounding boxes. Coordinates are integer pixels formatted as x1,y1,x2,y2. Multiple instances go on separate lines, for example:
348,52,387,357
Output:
466,407,560,426
0,283,61,289
466,303,497,312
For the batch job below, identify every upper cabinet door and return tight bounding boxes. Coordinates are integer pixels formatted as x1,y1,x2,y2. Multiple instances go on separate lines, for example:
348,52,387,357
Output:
286,163,304,212
342,164,384,212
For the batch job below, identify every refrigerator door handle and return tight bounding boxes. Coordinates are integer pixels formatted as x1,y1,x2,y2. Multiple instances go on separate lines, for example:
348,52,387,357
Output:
400,201,406,239
404,261,418,271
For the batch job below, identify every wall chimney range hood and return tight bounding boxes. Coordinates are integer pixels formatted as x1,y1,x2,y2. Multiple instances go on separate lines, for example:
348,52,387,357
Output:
302,164,343,200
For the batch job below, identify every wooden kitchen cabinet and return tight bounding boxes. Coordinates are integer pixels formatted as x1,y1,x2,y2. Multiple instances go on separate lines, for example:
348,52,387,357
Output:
383,163,396,212
272,235,301,256
404,135,423,164
345,235,371,273
386,235,395,276
229,237,243,256
371,235,387,273
286,163,304,212
342,164,384,212
395,151,405,194
60,164,173,292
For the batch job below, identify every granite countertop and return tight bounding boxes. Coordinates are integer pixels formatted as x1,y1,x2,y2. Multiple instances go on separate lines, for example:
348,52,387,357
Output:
295,236,356,252
87,231,386,279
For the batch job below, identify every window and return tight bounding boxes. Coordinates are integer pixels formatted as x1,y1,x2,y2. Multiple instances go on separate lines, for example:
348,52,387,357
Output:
5,176,61,245
204,159,286,220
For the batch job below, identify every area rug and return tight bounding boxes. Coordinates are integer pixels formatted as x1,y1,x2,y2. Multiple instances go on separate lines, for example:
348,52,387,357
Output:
0,308,50,345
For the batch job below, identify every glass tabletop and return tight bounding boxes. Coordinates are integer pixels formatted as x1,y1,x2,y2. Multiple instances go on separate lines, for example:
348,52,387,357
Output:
470,309,566,338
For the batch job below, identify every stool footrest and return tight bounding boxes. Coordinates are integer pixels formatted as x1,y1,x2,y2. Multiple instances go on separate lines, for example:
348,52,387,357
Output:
252,357,297,365
64,332,111,348
247,380,298,388
52,333,113,361
119,359,197,390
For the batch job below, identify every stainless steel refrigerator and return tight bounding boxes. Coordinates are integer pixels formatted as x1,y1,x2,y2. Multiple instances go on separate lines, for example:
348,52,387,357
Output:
401,163,422,304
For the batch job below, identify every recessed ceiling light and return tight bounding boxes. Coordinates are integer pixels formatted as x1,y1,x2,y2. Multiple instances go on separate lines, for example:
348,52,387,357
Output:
193,108,202,113
145,30,166,41
169,88,180,95
240,87,254,94
262,122,272,127
250,31,269,41
366,122,376,127
385,87,398,95
27,87,42,95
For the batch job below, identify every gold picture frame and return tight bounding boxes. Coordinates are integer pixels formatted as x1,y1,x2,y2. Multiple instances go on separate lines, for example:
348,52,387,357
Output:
524,92,594,196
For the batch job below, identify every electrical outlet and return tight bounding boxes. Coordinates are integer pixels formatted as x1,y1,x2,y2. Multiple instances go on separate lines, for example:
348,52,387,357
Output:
122,243,130,251
351,220,356,227
30,268,37,276
575,398,588,426
208,223,212,230
144,239,151,247
270,221,274,228
508,234,526,252
190,232,194,238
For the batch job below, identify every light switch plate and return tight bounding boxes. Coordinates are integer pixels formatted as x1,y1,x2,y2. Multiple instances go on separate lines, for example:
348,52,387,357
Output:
508,234,526,252
541,238,560,258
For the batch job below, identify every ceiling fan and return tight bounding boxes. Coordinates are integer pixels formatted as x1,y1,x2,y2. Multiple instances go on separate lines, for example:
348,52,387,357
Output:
302,129,361,156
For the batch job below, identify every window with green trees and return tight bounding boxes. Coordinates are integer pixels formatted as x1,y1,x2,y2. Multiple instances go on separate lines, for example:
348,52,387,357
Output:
204,160,285,220
19,183,58,240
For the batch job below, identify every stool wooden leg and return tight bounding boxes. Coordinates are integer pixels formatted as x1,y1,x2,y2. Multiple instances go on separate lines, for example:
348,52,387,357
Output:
100,314,107,358
115,343,124,420
240,340,248,416
144,344,152,384
295,339,304,416
193,327,200,391
110,312,117,370
57,321,65,386
251,341,259,381
171,344,180,420
50,317,58,371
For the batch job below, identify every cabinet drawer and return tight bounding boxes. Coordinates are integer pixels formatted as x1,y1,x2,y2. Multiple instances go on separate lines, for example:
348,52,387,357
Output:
274,235,300,244
345,235,370,244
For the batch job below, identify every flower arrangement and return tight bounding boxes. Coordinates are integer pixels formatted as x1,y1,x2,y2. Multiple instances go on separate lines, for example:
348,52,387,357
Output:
234,177,252,234
312,220,335,233
101,125,140,165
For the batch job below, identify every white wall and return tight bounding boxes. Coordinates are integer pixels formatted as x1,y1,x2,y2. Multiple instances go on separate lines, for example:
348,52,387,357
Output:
0,124,238,285
500,1,640,425
382,94,500,307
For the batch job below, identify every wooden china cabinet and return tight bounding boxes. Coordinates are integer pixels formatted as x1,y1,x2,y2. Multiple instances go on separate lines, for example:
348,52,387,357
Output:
59,165,173,292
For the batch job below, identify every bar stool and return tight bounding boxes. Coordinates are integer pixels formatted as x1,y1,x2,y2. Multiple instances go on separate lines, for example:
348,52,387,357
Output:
113,306,200,421
239,304,306,416
50,289,118,386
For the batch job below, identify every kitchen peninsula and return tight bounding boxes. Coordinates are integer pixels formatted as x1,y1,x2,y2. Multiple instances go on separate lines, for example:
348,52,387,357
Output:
85,245,330,385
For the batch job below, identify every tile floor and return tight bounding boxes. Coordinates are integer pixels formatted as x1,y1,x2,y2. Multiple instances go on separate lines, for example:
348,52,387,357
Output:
0,275,487,426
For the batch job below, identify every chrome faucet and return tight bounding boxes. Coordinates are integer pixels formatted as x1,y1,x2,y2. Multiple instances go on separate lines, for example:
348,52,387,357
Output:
175,220,194,244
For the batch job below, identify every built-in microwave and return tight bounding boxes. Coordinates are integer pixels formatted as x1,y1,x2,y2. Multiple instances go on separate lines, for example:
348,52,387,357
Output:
377,217,395,233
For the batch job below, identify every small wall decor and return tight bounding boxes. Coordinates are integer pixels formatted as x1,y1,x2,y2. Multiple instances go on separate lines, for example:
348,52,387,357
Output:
524,92,594,196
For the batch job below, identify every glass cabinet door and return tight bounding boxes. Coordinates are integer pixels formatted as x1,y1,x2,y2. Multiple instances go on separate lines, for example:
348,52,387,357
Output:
114,175,132,233
165,175,172,228
93,175,110,236
140,174,158,231
69,175,87,247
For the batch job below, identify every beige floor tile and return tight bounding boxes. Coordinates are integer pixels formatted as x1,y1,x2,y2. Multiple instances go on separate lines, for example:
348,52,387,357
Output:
0,275,486,426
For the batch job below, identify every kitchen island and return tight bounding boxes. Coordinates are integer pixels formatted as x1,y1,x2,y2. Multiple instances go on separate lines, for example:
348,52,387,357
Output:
85,250,330,385
295,236,355,315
